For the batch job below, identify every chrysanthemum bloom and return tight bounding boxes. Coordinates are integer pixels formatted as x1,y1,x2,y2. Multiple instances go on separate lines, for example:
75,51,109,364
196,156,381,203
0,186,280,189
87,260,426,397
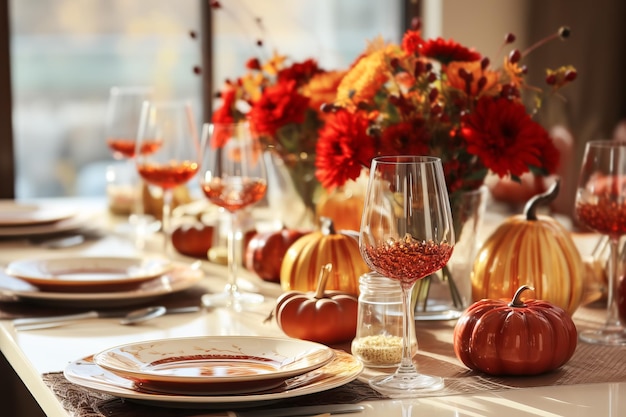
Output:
315,109,376,189
248,79,311,137
461,97,559,178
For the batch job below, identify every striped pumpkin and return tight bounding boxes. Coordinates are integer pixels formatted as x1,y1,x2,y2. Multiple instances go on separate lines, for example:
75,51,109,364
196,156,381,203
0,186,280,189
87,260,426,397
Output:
280,217,368,295
471,181,584,316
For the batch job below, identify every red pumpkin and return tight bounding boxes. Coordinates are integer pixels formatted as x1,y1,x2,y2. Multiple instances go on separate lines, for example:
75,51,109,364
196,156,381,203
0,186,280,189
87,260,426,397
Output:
245,227,309,282
171,223,215,258
453,285,577,376
274,264,358,344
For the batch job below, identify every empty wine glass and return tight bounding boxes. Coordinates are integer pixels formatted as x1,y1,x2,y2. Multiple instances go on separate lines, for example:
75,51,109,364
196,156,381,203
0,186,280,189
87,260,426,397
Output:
199,122,267,309
135,100,200,254
359,155,455,397
575,140,626,345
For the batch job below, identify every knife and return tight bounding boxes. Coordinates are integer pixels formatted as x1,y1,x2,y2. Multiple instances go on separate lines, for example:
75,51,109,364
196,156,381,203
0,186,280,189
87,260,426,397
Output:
12,305,201,330
191,404,365,417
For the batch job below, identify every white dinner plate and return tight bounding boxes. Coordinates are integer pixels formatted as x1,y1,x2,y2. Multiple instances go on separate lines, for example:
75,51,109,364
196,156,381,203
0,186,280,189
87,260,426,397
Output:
64,349,362,408
92,336,336,395
0,262,203,308
5,256,172,292
0,211,89,237
0,201,76,226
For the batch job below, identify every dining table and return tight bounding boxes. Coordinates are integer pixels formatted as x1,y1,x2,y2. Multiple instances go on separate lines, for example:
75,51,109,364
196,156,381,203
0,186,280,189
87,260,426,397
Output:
1,196,626,417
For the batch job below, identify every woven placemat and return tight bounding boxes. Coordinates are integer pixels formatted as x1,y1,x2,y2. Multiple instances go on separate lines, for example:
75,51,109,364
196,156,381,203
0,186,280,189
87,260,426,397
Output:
40,304,626,416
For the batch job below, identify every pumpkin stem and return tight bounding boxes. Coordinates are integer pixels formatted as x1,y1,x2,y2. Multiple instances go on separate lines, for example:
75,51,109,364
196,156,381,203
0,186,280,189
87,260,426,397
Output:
523,178,560,221
509,285,534,307
320,216,336,235
314,263,333,299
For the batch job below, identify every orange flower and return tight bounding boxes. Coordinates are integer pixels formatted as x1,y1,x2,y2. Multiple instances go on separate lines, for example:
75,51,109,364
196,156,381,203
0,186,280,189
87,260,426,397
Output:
335,50,391,107
446,61,500,97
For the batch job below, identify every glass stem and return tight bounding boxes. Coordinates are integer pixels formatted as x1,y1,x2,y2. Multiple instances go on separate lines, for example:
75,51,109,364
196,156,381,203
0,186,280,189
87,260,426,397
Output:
397,284,418,375
161,188,173,254
128,157,144,219
226,210,242,296
606,238,623,328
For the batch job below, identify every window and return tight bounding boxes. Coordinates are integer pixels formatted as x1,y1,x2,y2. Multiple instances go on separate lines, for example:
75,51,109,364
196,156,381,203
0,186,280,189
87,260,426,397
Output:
7,0,407,198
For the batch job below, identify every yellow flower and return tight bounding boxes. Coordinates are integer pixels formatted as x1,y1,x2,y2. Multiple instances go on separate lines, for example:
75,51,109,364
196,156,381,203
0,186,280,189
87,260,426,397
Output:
336,49,390,107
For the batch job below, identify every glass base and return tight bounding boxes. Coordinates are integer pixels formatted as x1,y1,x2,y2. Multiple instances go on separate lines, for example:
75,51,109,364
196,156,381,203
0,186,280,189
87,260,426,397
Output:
579,327,626,346
202,290,264,310
369,372,444,398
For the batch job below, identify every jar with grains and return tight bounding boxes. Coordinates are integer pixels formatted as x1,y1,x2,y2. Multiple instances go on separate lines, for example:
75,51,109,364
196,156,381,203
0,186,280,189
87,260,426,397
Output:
351,272,417,368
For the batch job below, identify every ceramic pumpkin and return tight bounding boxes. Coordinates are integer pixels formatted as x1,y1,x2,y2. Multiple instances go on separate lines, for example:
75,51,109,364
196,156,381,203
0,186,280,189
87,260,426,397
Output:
280,217,369,295
453,285,577,376
472,180,584,315
274,263,359,344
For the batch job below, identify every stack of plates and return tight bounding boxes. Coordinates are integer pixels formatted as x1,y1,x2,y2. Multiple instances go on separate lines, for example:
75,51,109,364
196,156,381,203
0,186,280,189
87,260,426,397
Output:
0,256,203,307
64,336,363,408
0,201,85,237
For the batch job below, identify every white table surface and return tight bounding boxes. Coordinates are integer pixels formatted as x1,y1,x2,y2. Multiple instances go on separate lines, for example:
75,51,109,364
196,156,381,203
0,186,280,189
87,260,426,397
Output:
0,198,624,417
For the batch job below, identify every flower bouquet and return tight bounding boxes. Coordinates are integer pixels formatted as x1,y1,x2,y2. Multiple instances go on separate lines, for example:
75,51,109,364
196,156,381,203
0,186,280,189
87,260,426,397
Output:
212,51,345,225
313,20,577,317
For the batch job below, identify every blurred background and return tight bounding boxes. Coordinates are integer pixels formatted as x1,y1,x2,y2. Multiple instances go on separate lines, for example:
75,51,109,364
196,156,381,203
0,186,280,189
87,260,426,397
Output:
2,0,625,215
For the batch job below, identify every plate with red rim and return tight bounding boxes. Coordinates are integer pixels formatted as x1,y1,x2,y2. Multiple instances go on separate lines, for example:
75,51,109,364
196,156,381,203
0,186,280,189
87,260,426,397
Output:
5,256,173,292
64,349,362,407
0,262,204,308
91,336,336,395
0,201,76,227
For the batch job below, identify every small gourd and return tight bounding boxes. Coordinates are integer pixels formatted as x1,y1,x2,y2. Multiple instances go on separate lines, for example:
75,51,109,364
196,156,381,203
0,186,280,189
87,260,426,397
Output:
454,285,577,376
280,217,369,295
274,264,359,344
472,180,584,315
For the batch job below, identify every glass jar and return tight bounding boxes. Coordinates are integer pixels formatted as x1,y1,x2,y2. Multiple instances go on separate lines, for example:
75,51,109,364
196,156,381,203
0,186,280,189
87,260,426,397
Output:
351,272,417,368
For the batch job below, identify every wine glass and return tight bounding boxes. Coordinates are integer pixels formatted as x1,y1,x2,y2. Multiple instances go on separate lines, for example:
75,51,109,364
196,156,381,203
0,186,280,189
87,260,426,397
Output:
104,86,158,238
199,122,267,309
575,140,626,345
359,155,455,397
135,100,200,254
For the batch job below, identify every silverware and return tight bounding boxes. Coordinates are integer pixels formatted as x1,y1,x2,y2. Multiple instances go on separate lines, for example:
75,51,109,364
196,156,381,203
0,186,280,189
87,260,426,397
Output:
13,305,201,330
190,404,365,417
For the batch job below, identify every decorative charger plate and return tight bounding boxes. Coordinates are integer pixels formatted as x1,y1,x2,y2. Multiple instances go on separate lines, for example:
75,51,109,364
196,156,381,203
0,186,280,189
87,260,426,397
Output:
64,349,362,408
92,336,336,395
0,262,203,308
5,256,172,292
0,201,76,227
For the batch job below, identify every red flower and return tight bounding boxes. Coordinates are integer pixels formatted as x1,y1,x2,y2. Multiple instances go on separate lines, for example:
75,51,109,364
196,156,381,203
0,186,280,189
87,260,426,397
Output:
315,109,376,189
401,30,423,55
248,80,311,137
461,97,559,178
246,58,262,70
210,87,241,149
277,59,321,87
380,121,430,156
418,38,481,65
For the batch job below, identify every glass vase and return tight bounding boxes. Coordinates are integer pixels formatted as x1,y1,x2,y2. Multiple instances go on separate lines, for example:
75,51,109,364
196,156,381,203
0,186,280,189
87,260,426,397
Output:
413,186,488,320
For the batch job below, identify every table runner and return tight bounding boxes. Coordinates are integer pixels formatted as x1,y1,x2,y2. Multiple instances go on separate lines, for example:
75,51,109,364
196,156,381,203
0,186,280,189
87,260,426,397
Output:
39,303,626,417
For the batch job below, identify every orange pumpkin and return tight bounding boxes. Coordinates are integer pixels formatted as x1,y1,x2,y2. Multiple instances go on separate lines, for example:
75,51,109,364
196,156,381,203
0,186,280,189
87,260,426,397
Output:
280,217,369,295
472,180,584,315
275,264,358,344
453,285,577,376
315,186,364,232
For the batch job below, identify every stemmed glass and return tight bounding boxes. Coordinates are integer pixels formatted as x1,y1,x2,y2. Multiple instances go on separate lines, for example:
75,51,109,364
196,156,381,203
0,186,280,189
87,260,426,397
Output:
575,140,626,345
134,100,200,254
359,155,455,397
104,86,156,231
199,122,267,309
